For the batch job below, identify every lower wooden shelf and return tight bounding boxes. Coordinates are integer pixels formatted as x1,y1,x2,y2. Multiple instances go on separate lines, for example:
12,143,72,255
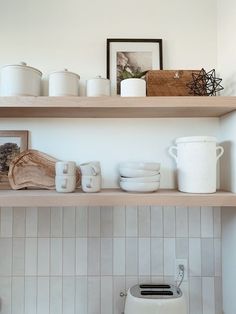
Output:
0,189,235,207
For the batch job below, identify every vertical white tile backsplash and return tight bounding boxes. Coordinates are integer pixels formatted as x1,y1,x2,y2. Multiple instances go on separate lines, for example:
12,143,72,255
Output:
13,207,25,237
113,206,125,236
51,207,63,237
189,207,201,237
0,207,13,237
0,205,222,314
126,206,138,236
51,238,63,275
0,277,11,314
113,238,125,275
12,238,25,275
50,277,62,314
76,238,88,275
201,207,214,238
37,277,50,314
202,277,215,314
25,207,38,237
138,206,151,237
25,238,37,275
0,238,12,275
12,277,25,314
150,206,163,237
101,276,113,314
163,238,175,276
63,207,76,237
63,277,75,314
163,207,175,237
176,206,188,237
37,238,50,276
189,238,201,276
25,277,37,314
63,238,75,275
38,207,50,237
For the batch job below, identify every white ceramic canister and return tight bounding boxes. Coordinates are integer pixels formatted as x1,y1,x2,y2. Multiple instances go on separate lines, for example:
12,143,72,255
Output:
168,136,224,193
49,69,80,96
0,62,42,96
86,76,110,96
120,78,146,97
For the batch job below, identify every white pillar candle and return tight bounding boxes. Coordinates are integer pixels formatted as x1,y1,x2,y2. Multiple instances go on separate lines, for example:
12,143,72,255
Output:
120,78,146,97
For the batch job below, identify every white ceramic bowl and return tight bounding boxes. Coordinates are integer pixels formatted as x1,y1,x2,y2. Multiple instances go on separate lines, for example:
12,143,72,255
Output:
119,162,160,171
120,174,161,183
119,167,160,178
120,181,160,193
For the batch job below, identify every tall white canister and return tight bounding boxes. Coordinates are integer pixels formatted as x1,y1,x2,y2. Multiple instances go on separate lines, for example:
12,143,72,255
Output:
86,76,110,96
168,136,224,193
49,69,80,96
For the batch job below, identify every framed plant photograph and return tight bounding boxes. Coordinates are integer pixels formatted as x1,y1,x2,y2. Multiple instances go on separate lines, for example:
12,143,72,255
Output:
0,130,28,189
107,38,163,95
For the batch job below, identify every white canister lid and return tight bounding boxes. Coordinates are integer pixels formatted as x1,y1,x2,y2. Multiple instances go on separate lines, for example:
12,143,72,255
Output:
1,62,42,76
49,68,80,79
176,136,217,144
87,75,109,81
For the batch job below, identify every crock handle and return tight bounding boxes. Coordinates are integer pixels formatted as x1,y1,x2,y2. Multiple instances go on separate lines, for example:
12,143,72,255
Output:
168,146,178,162
216,146,224,161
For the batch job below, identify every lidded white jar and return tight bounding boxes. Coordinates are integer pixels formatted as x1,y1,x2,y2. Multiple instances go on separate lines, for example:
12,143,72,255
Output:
0,62,42,96
49,69,80,96
86,76,110,97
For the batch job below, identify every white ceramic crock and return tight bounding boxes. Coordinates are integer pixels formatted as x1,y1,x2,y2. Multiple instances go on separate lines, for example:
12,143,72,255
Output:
86,76,110,96
49,69,80,96
168,136,224,193
120,78,146,97
0,62,42,96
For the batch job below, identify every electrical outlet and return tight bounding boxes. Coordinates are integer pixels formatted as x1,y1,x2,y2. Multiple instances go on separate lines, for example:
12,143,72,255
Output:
175,259,188,282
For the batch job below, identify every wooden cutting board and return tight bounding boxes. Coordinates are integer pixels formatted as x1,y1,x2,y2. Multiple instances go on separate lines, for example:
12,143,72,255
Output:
8,149,81,190
146,70,201,96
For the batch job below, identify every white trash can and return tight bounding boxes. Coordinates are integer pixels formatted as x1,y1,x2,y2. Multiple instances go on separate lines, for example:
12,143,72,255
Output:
168,136,224,193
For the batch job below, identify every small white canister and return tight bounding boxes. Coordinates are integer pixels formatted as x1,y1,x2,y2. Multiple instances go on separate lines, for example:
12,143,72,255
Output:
168,136,224,193
49,69,80,96
120,78,146,97
0,62,42,96
86,76,110,96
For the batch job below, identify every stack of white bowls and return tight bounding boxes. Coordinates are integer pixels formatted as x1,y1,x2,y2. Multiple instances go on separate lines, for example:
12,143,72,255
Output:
119,162,161,192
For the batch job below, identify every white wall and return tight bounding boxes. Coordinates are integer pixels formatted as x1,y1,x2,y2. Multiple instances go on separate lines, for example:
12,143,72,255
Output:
0,0,218,188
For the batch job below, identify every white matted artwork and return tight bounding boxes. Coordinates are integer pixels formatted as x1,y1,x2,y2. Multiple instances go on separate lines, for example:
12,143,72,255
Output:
107,39,163,95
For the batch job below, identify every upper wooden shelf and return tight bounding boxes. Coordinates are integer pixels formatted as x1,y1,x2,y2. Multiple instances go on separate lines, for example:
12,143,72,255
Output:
0,96,235,118
0,189,235,207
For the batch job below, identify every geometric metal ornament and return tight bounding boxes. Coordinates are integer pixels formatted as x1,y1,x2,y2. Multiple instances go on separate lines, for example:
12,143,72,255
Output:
187,68,224,96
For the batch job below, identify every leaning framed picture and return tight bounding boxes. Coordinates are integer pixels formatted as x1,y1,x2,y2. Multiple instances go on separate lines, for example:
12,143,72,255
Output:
0,130,28,189
107,38,163,95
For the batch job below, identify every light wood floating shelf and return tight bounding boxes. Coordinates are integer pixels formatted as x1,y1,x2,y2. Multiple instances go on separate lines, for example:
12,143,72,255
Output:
0,189,235,207
0,96,235,118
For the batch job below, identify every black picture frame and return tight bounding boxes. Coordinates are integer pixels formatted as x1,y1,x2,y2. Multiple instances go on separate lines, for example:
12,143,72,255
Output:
106,38,163,95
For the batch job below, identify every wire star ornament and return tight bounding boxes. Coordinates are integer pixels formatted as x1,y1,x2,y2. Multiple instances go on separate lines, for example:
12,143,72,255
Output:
187,68,224,96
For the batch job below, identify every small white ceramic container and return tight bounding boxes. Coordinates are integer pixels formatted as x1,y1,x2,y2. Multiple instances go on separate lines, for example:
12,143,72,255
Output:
81,175,101,193
49,69,80,96
119,162,160,171
80,161,101,176
86,76,110,96
55,161,76,176
55,175,76,193
168,136,224,193
0,62,42,96
120,174,161,183
120,181,160,193
120,78,146,97
119,168,159,178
